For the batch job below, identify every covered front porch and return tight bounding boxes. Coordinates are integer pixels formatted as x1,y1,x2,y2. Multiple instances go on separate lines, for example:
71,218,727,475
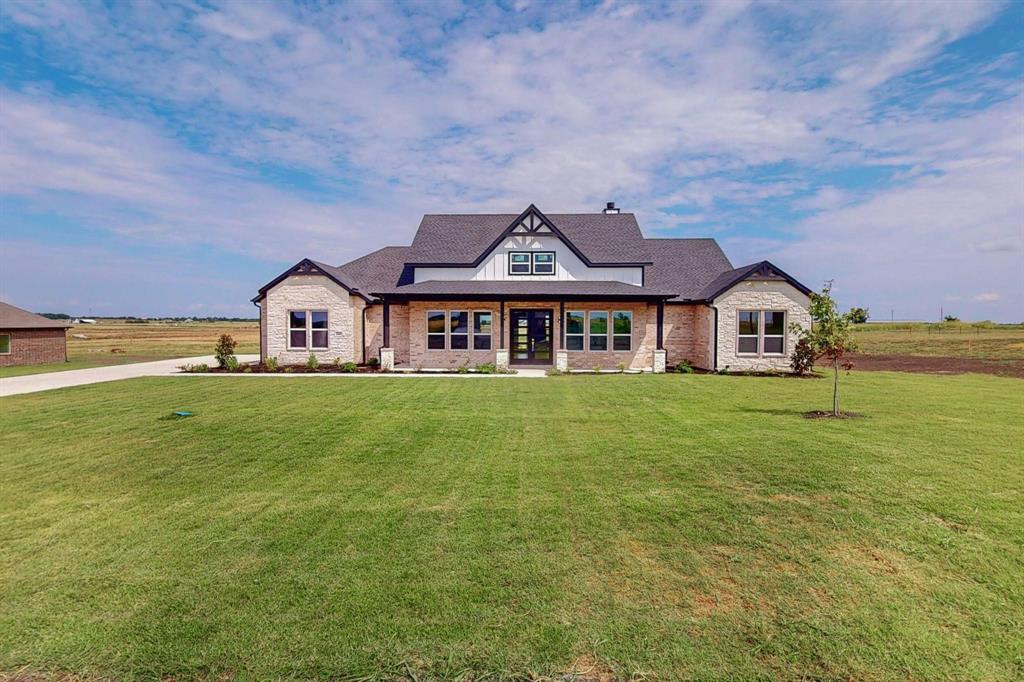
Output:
375,292,672,373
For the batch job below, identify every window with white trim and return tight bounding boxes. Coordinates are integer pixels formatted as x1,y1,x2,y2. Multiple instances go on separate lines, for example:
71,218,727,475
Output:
473,311,492,350
288,310,328,349
565,311,585,351
762,311,786,354
288,311,307,349
427,310,446,350
449,310,469,350
532,252,555,274
0,333,9,355
612,311,632,351
737,311,759,354
589,311,608,351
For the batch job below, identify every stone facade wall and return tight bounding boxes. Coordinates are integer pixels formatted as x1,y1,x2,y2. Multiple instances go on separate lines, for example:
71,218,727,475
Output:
0,328,67,366
264,276,357,364
662,304,713,369
713,281,811,372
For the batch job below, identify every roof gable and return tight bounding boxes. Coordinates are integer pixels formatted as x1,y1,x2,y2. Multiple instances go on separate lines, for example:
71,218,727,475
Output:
254,258,372,303
406,206,652,267
699,260,812,301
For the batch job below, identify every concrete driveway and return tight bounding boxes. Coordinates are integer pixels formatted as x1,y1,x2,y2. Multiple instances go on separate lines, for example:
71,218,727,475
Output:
0,355,260,397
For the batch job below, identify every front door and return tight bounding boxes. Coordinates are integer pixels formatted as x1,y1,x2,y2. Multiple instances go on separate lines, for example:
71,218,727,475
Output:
510,309,553,364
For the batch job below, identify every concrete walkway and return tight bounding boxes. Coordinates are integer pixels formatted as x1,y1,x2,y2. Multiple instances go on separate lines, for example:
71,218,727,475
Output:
0,355,260,397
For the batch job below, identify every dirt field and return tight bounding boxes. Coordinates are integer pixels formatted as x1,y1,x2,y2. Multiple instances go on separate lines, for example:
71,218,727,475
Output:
850,323,1024,378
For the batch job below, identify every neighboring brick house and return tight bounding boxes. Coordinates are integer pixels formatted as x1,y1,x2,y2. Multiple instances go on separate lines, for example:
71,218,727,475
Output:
253,204,812,372
0,301,70,367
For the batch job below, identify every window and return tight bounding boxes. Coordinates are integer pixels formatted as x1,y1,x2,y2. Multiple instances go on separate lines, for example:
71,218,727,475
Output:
565,311,585,351
763,311,786,354
450,310,469,350
0,333,9,355
427,310,446,350
310,311,329,349
736,310,787,355
288,311,307,348
508,251,556,275
589,311,608,351
473,311,492,350
509,252,531,275
737,311,759,354
288,310,328,349
613,311,632,351
532,252,555,274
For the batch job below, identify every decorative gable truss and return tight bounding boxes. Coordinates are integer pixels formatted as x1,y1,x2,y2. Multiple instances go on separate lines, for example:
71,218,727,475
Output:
510,211,552,234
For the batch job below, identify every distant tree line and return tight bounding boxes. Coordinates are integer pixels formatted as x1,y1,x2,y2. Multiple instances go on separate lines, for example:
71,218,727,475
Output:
37,314,256,322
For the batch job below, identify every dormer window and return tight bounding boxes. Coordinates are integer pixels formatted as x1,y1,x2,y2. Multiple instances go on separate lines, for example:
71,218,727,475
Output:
508,251,556,275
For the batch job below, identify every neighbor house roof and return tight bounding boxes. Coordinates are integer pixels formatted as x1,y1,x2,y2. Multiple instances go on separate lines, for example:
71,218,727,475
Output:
406,209,651,266
0,301,71,329
369,280,676,299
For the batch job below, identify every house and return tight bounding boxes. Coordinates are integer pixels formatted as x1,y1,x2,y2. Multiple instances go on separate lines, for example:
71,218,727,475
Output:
253,204,813,372
0,301,71,366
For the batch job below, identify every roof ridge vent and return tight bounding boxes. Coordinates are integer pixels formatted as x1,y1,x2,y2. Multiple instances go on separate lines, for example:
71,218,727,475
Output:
603,201,620,214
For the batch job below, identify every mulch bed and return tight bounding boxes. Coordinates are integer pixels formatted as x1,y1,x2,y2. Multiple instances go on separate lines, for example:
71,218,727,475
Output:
846,353,1024,379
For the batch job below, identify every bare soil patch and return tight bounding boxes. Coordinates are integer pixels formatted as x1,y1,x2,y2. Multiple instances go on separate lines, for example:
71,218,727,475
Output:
847,353,1024,379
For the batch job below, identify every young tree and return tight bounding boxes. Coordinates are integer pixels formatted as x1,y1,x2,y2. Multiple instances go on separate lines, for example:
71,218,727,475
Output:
797,282,857,416
214,334,237,368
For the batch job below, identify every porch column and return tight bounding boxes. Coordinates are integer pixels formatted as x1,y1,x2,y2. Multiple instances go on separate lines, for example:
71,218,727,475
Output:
496,300,508,371
556,299,568,371
383,299,391,347
653,299,666,373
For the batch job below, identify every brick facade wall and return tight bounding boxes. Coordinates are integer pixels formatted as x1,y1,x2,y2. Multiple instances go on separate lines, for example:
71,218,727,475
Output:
364,303,410,365
712,281,811,372
0,328,67,366
663,304,713,370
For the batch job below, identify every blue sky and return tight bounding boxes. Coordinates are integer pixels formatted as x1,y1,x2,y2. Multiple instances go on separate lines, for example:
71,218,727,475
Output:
1,0,1021,321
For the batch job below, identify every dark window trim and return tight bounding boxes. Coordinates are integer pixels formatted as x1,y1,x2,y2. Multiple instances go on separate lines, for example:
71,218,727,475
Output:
507,250,556,276
0,332,10,355
508,252,532,276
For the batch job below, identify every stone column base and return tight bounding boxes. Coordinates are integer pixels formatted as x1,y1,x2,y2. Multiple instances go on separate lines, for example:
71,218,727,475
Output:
496,348,510,371
653,349,667,373
380,347,395,371
555,349,568,372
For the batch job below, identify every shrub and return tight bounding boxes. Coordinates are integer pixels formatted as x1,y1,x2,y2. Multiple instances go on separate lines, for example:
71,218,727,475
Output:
332,357,341,368
307,353,319,370
592,364,603,374
214,334,237,368
474,363,497,374
339,361,358,373
675,360,694,374
457,363,470,374
367,357,380,368
546,367,563,376
944,315,960,322
180,363,209,373
617,362,627,373
264,356,279,372
790,337,816,376
283,366,294,373
242,365,253,373
225,356,239,372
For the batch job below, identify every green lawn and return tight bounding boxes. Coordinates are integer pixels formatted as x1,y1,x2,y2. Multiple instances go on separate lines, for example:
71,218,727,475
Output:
1,373,1021,679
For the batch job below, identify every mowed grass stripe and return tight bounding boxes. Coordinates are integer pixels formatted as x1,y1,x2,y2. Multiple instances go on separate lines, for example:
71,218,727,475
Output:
1,373,1021,679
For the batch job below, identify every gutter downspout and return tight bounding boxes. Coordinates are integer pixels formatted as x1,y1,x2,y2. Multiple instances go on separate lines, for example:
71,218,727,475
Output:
253,297,263,363
361,303,368,364
709,303,718,371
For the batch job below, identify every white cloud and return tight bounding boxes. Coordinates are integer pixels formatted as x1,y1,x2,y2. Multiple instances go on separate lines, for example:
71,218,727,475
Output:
974,292,1001,302
0,0,1020,318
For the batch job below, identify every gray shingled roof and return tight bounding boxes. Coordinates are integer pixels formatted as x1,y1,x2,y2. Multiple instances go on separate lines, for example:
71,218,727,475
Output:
335,247,412,294
0,301,71,329
407,213,651,265
371,280,674,298
642,239,733,302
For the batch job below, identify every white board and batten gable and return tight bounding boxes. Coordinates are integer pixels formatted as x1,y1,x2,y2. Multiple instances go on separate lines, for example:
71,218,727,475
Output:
413,211,644,286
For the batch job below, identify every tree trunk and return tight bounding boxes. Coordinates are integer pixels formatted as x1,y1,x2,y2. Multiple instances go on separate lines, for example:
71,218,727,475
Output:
833,355,840,416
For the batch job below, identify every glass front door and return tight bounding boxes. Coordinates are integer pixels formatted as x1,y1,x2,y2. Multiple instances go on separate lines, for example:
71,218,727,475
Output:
510,309,553,364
